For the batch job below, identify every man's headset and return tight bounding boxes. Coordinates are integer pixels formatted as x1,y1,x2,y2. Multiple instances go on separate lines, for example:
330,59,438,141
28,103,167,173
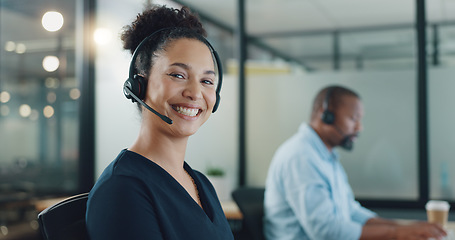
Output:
321,87,335,124
123,28,223,125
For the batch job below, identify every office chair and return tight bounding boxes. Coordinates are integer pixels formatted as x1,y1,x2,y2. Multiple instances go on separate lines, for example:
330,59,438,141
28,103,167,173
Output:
231,187,266,240
37,193,89,240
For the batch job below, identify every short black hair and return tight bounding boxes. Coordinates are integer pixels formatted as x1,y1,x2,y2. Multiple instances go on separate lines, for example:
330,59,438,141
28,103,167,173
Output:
310,85,360,121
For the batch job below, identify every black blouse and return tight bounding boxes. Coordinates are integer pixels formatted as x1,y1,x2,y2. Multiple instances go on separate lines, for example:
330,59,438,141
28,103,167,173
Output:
86,149,234,240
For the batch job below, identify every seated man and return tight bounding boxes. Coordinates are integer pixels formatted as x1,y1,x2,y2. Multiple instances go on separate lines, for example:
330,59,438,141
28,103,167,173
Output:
264,85,446,240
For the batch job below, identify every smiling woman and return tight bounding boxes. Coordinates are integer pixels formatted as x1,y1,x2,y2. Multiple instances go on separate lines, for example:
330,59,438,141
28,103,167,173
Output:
85,4,233,240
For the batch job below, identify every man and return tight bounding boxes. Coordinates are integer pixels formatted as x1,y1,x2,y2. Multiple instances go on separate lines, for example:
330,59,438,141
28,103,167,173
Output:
264,85,446,240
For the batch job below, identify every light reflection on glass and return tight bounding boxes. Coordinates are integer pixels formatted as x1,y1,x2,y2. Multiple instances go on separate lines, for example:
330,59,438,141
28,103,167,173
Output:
0,91,10,103
42,56,60,72
47,92,57,103
43,105,54,118
19,104,31,118
69,88,80,100
4,41,15,52
45,77,59,89
42,11,64,32
15,43,26,54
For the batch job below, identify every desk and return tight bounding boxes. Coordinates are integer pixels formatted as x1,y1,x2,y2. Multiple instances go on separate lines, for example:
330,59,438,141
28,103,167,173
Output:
222,201,243,220
397,219,455,228
395,219,455,240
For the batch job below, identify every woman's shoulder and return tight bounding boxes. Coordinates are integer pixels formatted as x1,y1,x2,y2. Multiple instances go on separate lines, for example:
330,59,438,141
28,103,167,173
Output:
110,149,166,178
89,149,166,196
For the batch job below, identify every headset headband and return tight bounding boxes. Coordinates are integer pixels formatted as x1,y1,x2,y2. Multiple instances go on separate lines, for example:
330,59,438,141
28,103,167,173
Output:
128,27,223,96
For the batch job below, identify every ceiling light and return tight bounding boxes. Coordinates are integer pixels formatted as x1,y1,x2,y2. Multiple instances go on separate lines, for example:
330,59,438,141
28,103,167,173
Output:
94,28,112,45
42,11,64,32
43,105,55,118
5,41,15,52
47,92,57,103
0,91,11,103
15,43,26,54
19,104,32,118
42,56,60,72
69,88,81,100
45,77,59,88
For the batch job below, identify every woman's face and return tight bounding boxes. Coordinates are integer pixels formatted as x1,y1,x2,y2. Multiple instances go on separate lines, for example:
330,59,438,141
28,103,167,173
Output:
144,38,217,137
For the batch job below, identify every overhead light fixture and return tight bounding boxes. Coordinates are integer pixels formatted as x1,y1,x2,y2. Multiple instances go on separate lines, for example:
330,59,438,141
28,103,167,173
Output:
43,105,55,118
69,88,81,100
45,77,59,88
15,43,26,54
0,91,11,103
94,28,113,45
4,41,15,52
42,11,64,32
42,56,60,72
19,104,32,118
47,92,57,103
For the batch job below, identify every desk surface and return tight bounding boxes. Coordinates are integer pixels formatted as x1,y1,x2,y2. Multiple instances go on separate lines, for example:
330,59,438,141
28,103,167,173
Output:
222,201,243,220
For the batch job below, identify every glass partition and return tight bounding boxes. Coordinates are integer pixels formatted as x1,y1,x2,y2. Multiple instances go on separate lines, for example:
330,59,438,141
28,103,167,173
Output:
246,0,420,202
0,0,81,199
429,24,455,200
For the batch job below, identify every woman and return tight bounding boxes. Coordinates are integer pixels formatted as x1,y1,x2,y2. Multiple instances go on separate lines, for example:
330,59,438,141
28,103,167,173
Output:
86,5,234,240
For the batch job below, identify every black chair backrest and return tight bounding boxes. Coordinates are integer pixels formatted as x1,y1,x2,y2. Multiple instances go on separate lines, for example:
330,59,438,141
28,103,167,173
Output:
232,187,265,240
38,193,89,240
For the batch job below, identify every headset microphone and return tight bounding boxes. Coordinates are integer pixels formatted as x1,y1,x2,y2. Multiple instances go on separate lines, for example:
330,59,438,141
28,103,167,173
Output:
123,84,173,125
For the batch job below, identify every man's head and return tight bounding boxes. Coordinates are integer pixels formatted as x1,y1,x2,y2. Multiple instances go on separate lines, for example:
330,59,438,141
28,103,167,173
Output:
310,85,363,151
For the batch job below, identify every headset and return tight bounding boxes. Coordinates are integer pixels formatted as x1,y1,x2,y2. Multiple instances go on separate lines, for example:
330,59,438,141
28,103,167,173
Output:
123,27,223,124
321,87,335,124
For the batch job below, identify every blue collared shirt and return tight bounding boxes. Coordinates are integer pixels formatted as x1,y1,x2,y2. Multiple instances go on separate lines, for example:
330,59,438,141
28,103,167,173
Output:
264,123,376,240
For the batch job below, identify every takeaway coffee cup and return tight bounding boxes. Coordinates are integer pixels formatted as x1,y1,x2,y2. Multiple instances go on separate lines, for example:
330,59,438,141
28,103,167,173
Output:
426,200,450,228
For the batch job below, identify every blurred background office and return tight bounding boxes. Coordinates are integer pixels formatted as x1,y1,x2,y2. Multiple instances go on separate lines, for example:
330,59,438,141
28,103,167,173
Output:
1,0,455,239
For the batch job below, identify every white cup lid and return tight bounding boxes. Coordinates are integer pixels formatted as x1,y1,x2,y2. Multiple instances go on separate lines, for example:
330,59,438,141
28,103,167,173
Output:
426,200,450,211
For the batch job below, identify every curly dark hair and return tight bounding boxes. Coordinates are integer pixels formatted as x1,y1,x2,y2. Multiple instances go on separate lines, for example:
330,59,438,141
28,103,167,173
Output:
121,5,207,78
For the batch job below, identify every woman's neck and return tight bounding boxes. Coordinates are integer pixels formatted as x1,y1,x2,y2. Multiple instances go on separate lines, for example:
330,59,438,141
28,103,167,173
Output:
129,124,189,174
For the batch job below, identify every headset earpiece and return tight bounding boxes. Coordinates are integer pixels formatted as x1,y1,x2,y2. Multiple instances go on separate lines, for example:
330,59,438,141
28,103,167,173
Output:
321,109,335,124
211,49,222,113
321,87,335,124
212,93,220,113
123,75,146,103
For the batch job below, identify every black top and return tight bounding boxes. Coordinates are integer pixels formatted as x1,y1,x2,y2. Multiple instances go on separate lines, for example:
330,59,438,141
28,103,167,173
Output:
86,149,234,240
